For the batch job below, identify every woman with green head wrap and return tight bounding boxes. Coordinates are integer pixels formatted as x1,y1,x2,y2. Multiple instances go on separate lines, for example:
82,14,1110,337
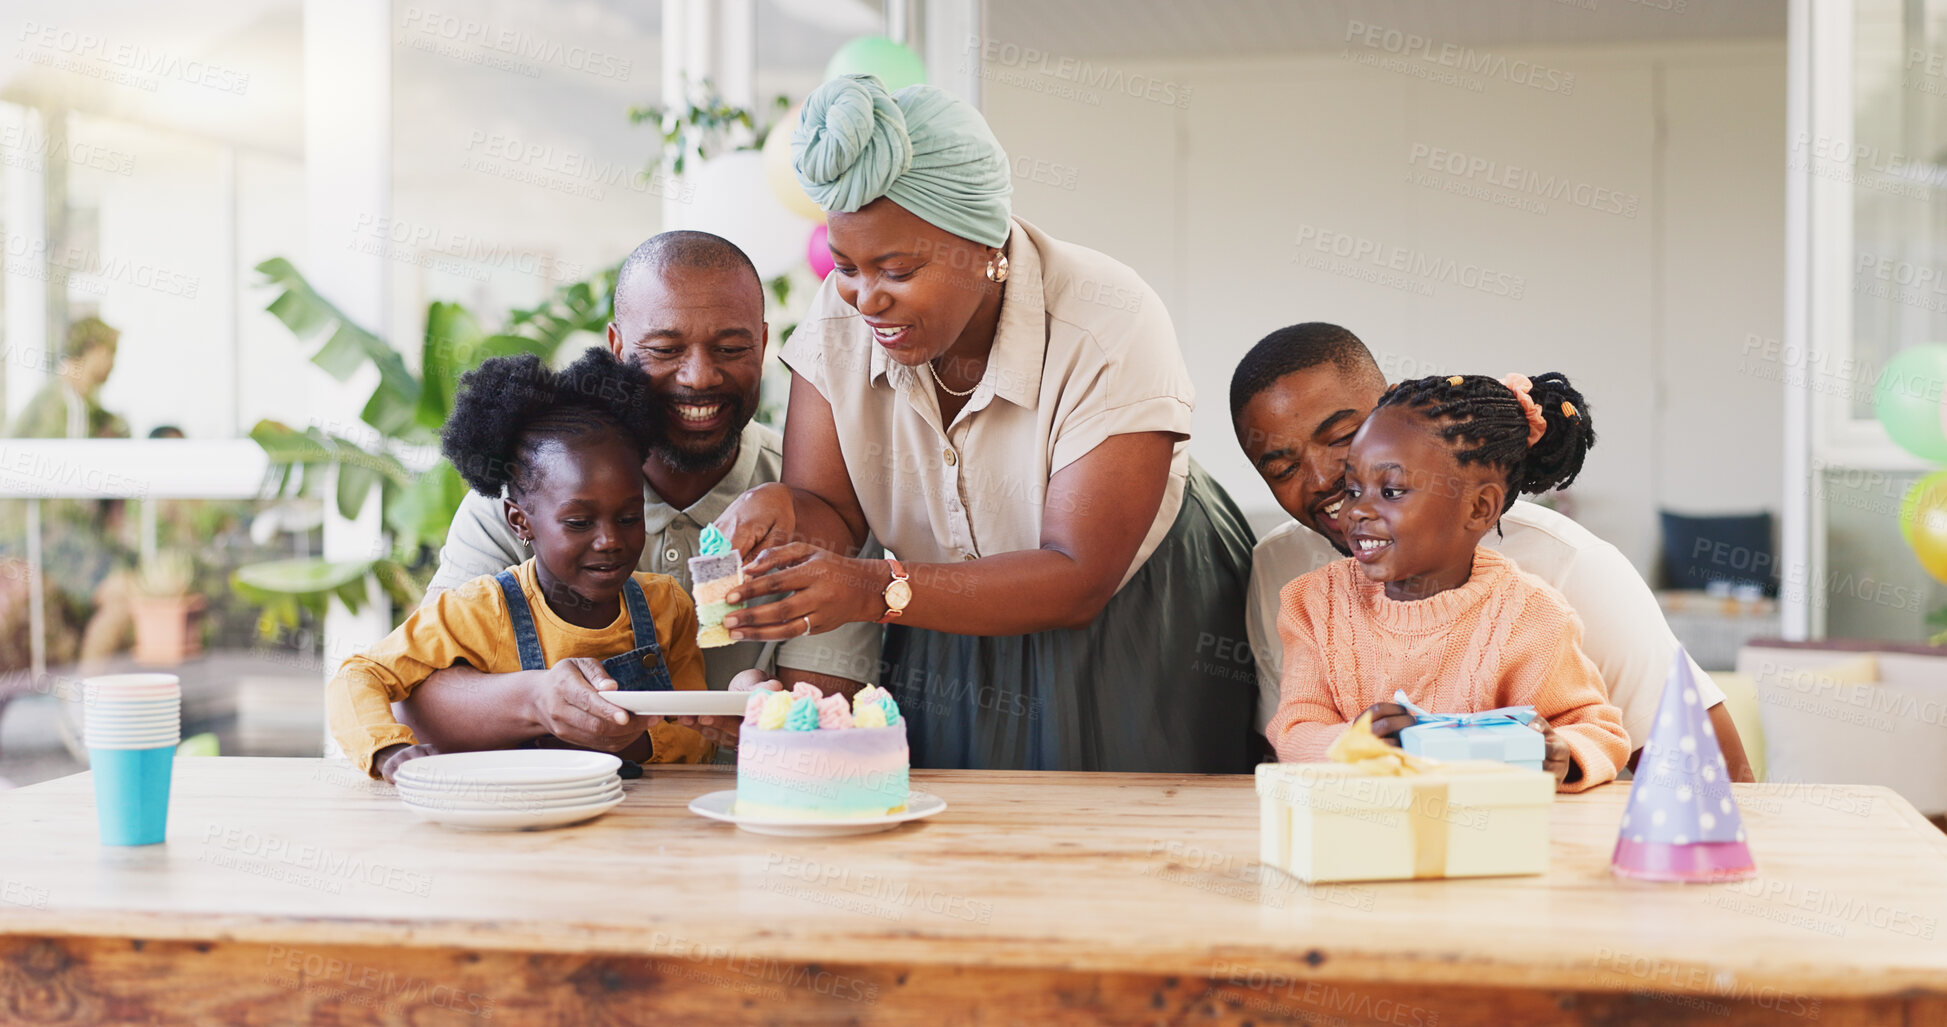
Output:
717,75,1255,773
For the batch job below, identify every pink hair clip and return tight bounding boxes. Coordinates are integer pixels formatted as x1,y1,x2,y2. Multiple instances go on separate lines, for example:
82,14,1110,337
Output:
1499,373,1547,447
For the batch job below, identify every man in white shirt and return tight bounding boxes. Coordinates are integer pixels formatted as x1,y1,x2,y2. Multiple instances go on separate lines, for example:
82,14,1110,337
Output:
1229,323,1753,780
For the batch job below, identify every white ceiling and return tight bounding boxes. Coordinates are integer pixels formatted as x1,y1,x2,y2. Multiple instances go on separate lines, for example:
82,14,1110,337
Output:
985,0,1786,61
0,0,1788,158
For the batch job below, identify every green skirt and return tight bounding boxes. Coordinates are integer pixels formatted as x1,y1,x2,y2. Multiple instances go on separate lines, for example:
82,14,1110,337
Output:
882,461,1257,773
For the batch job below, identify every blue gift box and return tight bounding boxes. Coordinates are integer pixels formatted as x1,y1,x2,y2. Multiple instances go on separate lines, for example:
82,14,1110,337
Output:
1393,690,1546,773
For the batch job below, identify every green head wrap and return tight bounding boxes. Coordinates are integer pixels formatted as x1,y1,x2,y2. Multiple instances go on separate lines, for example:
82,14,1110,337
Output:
792,74,1013,248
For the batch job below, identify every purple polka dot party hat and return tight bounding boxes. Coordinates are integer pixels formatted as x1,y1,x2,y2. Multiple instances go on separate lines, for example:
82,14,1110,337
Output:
1612,646,1756,882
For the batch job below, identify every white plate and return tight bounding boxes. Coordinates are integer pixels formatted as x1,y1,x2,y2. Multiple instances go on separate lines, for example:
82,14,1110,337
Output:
687,790,947,837
402,792,625,831
398,773,619,796
396,750,622,789
598,691,753,717
398,783,623,812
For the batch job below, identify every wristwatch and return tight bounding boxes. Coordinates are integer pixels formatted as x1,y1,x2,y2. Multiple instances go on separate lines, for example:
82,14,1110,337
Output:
878,558,912,624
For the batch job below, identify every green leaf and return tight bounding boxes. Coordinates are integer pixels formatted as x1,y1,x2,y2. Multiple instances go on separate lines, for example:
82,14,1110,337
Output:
249,420,333,466
417,302,488,429
233,558,375,603
265,289,333,338
361,385,422,440
372,558,427,612
335,462,379,521
255,258,422,430
385,460,469,551
333,578,370,616
311,324,371,380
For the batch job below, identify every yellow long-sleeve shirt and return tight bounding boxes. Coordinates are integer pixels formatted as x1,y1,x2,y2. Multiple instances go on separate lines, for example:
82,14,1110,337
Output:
327,559,710,776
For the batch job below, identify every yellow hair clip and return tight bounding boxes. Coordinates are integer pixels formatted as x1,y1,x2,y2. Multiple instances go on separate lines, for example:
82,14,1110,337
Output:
1561,401,1578,418
1447,375,1464,386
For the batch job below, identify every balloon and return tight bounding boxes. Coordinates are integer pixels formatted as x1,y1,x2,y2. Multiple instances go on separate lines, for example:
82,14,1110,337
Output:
1873,343,1947,463
824,36,926,93
762,105,824,222
806,223,834,280
1900,472,1947,584
674,151,808,280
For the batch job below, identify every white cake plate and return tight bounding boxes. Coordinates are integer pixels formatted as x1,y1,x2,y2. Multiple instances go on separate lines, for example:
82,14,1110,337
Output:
688,790,946,837
598,691,753,717
402,792,624,831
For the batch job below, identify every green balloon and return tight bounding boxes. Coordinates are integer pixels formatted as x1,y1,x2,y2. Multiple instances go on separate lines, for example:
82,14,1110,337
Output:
1874,343,1947,463
825,36,927,93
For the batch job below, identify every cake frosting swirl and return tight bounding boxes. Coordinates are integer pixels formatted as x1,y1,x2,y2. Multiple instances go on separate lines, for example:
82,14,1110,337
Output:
735,684,910,818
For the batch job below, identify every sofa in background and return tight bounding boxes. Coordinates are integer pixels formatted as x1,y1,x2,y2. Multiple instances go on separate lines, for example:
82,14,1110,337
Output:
1734,639,1947,816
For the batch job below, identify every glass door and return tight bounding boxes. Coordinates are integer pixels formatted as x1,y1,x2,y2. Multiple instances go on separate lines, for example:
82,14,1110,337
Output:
1786,0,1947,643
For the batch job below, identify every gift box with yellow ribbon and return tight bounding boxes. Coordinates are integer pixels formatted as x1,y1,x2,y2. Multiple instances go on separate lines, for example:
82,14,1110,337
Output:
1256,714,1555,883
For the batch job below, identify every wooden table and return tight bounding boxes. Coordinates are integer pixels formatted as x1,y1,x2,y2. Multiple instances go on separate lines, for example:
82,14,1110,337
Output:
1,759,1944,1025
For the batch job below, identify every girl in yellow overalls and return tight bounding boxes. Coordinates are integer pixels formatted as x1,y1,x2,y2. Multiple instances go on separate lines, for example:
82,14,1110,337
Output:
327,348,710,780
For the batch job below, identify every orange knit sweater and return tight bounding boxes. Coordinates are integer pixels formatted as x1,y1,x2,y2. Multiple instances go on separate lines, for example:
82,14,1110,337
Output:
1268,547,1628,792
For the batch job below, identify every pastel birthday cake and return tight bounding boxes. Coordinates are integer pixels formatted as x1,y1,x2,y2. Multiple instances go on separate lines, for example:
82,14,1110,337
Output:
736,684,910,818
690,525,745,649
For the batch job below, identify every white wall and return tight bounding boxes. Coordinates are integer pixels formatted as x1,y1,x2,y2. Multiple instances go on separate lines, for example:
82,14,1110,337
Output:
54,115,309,441
984,40,1786,576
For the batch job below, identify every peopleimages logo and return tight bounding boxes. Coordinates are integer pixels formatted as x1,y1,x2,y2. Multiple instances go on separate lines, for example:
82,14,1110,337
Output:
1293,224,1526,300
966,36,1194,109
1407,144,1639,218
1343,20,1576,94
15,22,251,95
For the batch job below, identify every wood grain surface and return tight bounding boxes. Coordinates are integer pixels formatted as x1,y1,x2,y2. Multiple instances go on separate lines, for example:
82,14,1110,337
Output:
0,758,1942,1025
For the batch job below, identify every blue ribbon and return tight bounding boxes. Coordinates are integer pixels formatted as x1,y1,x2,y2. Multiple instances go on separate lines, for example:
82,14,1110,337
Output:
1392,689,1537,729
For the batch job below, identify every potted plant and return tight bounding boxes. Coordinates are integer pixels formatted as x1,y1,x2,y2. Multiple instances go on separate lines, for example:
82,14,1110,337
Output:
131,550,203,665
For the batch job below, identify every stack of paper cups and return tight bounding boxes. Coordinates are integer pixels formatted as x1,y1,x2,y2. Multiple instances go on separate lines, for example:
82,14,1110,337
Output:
84,673,181,846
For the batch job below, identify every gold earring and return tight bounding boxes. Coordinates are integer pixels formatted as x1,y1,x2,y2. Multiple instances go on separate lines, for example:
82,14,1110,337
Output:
986,251,1009,283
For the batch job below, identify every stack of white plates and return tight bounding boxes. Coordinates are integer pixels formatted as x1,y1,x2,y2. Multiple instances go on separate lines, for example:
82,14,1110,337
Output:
393,751,625,831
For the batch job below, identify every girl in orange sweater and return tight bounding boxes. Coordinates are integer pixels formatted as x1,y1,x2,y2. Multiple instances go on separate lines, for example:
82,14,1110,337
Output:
1267,371,1629,791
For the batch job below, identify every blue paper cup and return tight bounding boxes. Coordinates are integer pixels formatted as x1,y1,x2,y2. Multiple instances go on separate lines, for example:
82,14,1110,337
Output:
90,745,175,846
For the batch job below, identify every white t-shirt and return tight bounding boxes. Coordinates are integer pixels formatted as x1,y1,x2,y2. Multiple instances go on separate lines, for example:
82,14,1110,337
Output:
1245,500,1725,749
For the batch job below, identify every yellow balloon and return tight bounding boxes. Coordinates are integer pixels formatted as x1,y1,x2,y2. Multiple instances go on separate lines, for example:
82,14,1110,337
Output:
763,105,825,223
1904,474,1947,584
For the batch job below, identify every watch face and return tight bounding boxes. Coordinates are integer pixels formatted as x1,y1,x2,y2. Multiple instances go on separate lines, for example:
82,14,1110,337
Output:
885,579,913,610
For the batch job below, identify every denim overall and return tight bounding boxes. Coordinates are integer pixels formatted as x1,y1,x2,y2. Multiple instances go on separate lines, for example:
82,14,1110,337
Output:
495,570,672,773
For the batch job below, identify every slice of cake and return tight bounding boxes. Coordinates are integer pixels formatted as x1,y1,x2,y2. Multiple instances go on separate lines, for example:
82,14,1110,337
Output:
690,524,745,648
736,684,910,818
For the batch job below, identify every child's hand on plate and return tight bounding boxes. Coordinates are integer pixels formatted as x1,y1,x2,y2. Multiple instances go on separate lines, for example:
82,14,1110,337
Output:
1355,701,1415,746
375,742,439,783
678,669,782,748
531,657,649,752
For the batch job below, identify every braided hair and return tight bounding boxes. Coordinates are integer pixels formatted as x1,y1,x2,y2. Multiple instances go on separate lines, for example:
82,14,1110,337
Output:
440,347,661,499
1373,371,1596,511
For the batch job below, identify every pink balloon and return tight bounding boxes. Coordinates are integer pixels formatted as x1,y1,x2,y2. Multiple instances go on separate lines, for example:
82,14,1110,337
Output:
807,223,835,280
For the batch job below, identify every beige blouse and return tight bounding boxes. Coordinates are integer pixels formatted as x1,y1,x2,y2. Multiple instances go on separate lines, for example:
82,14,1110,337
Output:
781,217,1194,589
